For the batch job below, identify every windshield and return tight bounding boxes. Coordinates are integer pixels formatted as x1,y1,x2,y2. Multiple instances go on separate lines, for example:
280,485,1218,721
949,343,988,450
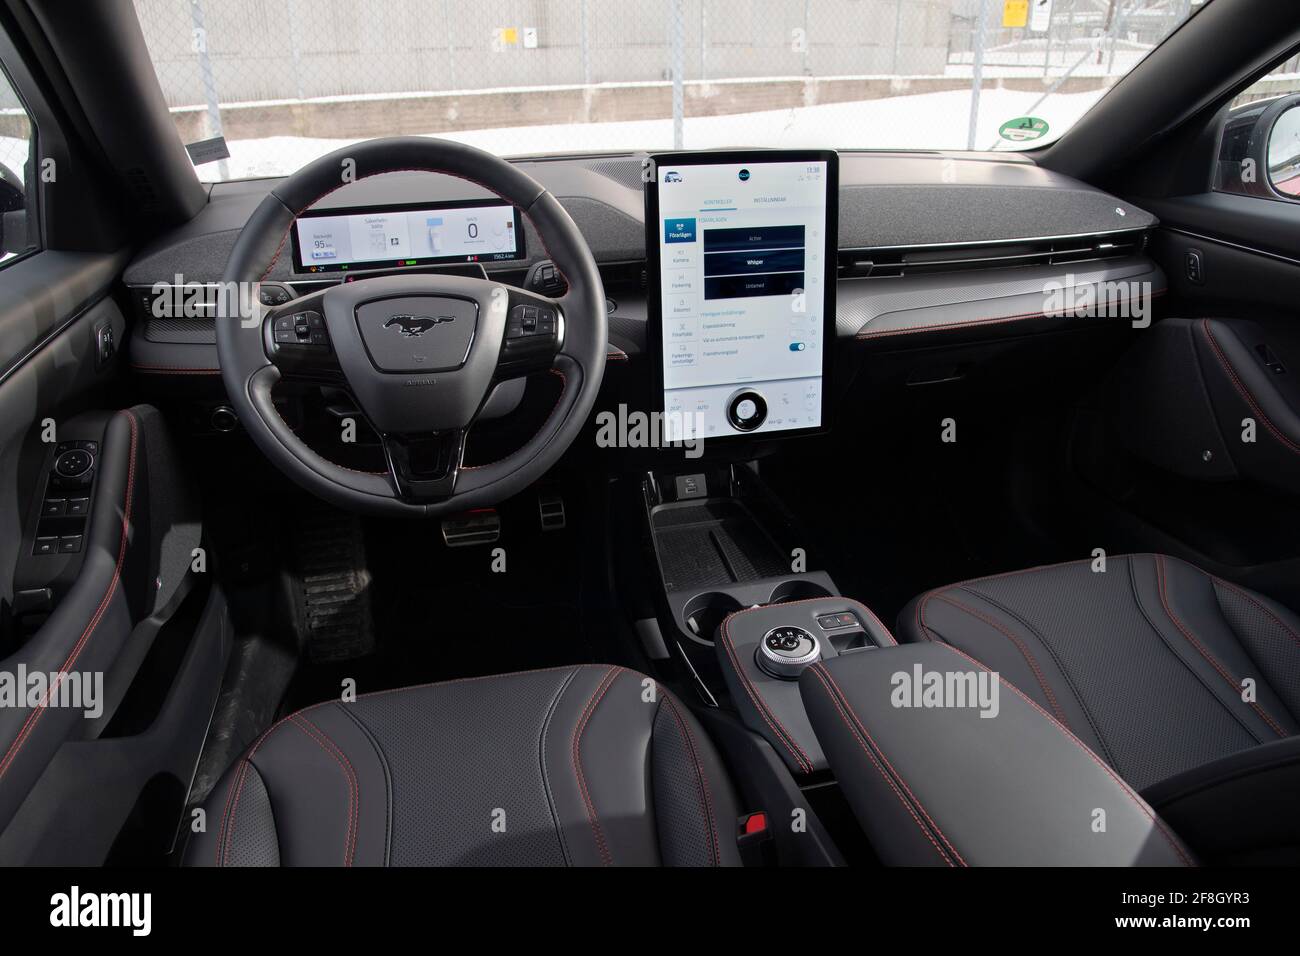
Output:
134,0,1210,182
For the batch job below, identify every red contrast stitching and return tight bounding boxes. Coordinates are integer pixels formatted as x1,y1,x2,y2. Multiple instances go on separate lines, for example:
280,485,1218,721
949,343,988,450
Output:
1155,555,1288,738
0,411,139,784
806,664,959,866
290,714,359,866
914,556,1109,642
717,597,896,776
815,663,968,865
938,641,1195,866
661,694,721,866
266,399,388,476
1211,575,1300,651
718,615,813,774
211,665,591,865
930,594,1070,726
461,368,568,470
216,758,254,867
1200,318,1300,456
572,666,621,865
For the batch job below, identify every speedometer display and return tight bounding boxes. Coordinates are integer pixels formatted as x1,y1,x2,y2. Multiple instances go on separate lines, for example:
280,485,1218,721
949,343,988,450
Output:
291,200,525,273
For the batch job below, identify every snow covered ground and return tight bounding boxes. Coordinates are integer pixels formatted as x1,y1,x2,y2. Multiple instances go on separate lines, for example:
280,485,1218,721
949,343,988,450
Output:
212,85,1110,180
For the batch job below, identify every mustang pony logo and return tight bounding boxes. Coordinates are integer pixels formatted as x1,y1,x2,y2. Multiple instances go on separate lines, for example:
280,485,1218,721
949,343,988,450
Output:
384,314,455,337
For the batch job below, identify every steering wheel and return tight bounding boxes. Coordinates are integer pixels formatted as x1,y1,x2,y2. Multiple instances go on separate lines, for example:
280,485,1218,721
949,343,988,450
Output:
216,137,606,517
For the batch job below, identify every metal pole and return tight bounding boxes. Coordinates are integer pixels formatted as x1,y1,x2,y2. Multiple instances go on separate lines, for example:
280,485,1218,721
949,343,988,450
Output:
580,0,591,85
1042,2,1052,77
987,42,1091,149
1098,0,1117,65
670,0,685,149
966,0,988,151
802,0,811,75
891,0,903,75
1106,0,1125,76
188,0,228,179
286,0,305,101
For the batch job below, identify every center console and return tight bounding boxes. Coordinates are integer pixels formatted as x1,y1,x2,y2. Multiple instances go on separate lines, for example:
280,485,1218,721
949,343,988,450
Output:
715,595,896,777
641,463,894,780
641,149,881,780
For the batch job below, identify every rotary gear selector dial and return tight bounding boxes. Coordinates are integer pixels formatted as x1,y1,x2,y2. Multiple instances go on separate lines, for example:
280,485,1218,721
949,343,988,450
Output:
755,625,821,679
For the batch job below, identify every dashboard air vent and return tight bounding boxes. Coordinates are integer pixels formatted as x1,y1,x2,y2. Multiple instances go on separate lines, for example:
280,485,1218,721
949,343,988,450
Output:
837,230,1149,279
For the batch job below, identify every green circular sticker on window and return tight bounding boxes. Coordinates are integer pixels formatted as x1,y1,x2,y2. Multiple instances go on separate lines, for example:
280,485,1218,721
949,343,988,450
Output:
998,116,1050,142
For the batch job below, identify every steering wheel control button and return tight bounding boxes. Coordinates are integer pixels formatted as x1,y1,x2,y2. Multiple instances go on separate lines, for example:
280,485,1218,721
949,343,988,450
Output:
259,284,292,306
54,448,94,478
502,301,562,374
726,389,768,432
355,295,477,372
756,626,821,679
507,303,559,340
272,311,330,349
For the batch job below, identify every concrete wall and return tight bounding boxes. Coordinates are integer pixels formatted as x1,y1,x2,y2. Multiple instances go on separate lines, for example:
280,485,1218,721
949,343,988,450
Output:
159,72,1108,145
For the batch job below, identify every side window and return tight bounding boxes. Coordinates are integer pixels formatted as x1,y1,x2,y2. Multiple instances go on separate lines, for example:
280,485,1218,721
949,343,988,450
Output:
0,61,35,265
1214,52,1300,202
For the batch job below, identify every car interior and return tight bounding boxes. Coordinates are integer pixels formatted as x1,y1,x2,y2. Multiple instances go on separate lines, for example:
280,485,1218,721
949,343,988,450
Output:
2,0,1300,874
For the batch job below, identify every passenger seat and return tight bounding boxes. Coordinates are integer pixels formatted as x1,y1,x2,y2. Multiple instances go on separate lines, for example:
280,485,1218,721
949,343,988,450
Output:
897,553,1300,863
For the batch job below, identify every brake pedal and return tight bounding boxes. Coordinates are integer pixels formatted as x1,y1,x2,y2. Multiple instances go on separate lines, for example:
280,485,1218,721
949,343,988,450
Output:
441,509,501,547
538,494,566,531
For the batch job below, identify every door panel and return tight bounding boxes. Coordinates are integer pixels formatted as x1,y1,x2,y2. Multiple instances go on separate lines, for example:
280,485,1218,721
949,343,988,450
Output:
0,250,224,860
0,251,128,622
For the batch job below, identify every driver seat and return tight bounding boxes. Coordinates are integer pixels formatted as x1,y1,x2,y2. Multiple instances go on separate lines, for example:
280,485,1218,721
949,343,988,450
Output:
184,665,742,867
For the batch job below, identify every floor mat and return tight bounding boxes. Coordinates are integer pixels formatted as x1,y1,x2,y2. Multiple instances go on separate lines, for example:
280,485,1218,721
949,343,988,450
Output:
292,505,375,662
283,512,598,710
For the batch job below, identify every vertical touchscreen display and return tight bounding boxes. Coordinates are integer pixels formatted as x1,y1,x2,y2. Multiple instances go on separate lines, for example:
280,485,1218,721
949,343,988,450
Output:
653,155,834,441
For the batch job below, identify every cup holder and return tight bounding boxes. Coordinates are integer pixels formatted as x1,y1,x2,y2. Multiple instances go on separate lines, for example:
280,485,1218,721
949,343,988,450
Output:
767,580,833,605
682,592,745,643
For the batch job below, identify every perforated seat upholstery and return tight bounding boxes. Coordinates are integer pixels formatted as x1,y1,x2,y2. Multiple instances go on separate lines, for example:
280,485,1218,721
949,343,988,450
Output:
899,553,1300,791
185,665,742,867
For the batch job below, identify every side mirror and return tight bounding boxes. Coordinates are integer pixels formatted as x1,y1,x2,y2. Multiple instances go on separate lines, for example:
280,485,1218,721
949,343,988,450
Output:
1268,104,1300,198
1214,92,1300,201
0,160,28,256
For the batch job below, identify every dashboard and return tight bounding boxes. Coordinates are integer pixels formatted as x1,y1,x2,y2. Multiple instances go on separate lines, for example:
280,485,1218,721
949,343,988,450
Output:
123,150,1165,394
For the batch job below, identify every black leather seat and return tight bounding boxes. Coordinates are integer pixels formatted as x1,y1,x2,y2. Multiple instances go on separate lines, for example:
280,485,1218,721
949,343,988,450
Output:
186,664,742,867
899,553,1300,792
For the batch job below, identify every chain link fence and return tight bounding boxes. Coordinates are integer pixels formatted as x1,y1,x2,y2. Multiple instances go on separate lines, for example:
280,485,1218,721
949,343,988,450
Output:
132,0,1205,176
